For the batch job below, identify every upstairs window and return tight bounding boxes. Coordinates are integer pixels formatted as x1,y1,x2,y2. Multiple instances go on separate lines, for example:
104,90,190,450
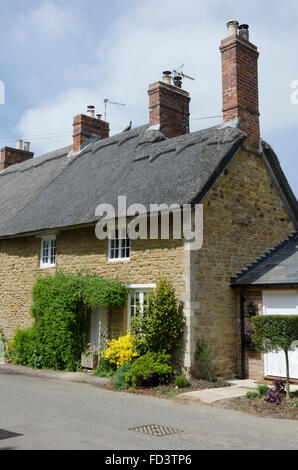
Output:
108,228,130,260
40,237,57,268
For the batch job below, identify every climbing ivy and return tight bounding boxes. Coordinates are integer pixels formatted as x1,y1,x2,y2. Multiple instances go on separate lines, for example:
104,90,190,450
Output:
8,273,127,371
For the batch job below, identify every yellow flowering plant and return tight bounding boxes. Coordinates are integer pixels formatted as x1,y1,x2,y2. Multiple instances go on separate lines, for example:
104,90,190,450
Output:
102,334,138,368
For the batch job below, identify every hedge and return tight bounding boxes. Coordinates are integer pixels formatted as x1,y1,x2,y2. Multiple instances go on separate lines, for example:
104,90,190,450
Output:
252,315,298,353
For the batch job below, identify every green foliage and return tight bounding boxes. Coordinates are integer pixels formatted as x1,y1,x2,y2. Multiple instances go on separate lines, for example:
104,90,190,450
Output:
112,364,132,389
257,384,269,396
246,391,259,399
94,357,116,377
174,375,189,388
0,327,8,345
9,273,127,371
292,399,298,408
252,315,298,399
125,351,174,387
245,385,269,400
8,328,35,366
82,275,128,308
131,276,184,355
252,315,298,353
194,338,217,382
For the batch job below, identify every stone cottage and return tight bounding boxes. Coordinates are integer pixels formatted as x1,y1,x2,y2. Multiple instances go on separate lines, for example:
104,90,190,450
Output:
0,21,297,379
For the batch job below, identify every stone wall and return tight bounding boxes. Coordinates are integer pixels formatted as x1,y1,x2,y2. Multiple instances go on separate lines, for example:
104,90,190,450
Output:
191,149,294,377
0,230,185,341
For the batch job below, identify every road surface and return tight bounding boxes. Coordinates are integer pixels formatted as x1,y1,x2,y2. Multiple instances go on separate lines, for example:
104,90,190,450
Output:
0,368,297,450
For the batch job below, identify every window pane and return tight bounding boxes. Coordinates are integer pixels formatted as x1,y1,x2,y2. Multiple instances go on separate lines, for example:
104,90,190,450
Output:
109,228,130,259
41,238,56,266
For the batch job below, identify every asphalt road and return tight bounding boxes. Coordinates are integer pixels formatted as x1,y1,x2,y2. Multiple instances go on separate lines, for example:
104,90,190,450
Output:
0,368,297,450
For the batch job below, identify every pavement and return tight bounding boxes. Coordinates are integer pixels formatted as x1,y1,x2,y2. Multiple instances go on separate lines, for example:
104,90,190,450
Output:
1,364,298,450
178,378,298,404
0,362,110,387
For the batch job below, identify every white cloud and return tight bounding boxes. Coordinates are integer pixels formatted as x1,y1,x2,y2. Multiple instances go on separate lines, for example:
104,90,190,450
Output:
13,1,81,44
16,0,298,159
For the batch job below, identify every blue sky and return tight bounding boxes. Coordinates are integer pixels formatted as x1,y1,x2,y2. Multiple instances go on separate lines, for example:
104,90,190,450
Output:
0,0,297,196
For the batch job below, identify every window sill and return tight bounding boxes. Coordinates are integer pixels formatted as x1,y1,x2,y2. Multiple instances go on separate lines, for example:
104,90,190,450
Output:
40,264,56,269
108,258,130,263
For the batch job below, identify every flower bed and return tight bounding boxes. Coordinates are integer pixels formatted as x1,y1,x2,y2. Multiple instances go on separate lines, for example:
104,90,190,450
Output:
214,395,298,420
103,376,230,399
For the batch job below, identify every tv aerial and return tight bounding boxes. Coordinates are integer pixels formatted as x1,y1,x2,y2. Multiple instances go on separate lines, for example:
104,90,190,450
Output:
163,64,195,87
172,64,195,81
103,98,126,121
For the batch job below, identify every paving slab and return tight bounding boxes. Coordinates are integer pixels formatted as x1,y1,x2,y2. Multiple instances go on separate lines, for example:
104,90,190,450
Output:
178,386,256,404
178,378,298,403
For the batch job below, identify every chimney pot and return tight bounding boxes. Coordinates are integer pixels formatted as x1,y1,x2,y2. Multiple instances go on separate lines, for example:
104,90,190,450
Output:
162,71,172,85
16,139,23,150
87,105,95,118
96,114,102,120
24,141,30,152
238,24,249,41
173,76,182,88
227,20,239,36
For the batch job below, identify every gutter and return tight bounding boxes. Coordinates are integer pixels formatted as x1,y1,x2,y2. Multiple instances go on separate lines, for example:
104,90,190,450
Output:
240,288,246,380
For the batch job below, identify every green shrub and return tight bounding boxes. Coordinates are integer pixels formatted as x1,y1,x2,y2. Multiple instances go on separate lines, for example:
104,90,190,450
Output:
246,391,259,399
126,352,174,388
8,328,36,366
194,338,217,382
257,384,269,396
131,276,184,355
94,357,116,377
253,315,298,398
292,399,298,408
9,273,127,371
112,364,132,389
175,375,189,388
8,328,38,368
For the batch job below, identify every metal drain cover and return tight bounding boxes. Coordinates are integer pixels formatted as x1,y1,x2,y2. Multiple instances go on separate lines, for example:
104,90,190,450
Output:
0,429,22,441
129,424,183,437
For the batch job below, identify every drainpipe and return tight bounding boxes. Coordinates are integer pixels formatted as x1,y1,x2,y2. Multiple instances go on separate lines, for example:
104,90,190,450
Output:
240,288,246,379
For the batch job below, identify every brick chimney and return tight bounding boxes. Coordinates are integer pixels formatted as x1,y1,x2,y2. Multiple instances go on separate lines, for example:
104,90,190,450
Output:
73,106,109,153
148,72,190,138
0,140,34,171
220,21,260,153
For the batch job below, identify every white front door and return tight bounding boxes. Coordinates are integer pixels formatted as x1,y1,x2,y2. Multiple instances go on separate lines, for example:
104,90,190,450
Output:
89,308,100,349
88,307,109,351
263,291,298,379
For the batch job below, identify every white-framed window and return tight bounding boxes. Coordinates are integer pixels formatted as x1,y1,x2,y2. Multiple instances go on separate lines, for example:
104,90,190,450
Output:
108,228,130,261
127,284,156,328
40,236,57,268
